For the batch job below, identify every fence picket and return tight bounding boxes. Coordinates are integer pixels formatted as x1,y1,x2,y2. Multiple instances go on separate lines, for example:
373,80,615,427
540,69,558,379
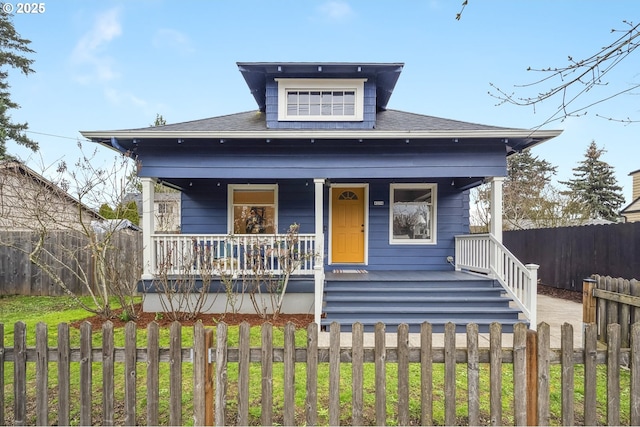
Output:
561,323,574,426
146,322,160,426
607,323,621,426
397,323,410,426
537,323,551,426
238,322,250,426
467,323,480,426
620,279,631,347
102,322,115,426
489,322,502,426
420,322,433,426
261,322,273,426
169,321,182,426
305,323,318,426
351,322,364,426
125,321,137,425
375,322,387,426
79,322,92,426
283,322,295,426
444,322,456,426
57,323,70,426
583,323,598,426
216,322,228,426
35,322,48,426
193,322,206,426
513,323,527,426
631,323,640,425
13,322,26,426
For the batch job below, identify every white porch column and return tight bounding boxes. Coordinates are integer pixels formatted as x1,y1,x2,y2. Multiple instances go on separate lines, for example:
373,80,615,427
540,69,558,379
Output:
490,176,505,244
141,177,156,280
313,178,326,327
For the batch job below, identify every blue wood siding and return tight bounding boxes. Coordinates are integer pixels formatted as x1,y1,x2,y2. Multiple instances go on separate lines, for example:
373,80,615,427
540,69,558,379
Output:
180,178,469,271
137,141,506,180
265,80,376,129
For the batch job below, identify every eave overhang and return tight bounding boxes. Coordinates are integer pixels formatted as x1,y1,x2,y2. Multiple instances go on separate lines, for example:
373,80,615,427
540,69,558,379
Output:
81,128,562,154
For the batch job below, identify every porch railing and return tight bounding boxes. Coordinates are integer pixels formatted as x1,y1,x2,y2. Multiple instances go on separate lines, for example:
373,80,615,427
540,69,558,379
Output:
151,233,317,276
455,233,538,329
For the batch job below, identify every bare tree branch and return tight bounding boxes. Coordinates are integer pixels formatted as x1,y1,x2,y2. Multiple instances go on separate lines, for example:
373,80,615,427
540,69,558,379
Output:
490,20,640,125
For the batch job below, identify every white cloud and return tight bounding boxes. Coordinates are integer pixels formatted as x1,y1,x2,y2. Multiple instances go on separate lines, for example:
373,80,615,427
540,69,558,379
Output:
317,1,354,21
71,8,123,84
153,29,195,55
104,88,148,109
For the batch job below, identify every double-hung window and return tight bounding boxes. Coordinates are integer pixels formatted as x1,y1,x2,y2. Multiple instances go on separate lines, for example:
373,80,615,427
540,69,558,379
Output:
389,184,437,244
229,184,278,234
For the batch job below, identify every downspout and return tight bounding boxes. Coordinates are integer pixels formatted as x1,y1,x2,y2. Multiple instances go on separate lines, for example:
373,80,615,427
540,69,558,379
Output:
110,137,129,155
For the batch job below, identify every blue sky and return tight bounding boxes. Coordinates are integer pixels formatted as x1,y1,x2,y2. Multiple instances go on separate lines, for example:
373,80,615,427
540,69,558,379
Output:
6,1,639,203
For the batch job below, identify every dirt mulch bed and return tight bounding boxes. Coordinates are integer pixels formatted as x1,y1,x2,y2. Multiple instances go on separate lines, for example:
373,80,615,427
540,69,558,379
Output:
71,304,314,331
537,283,582,303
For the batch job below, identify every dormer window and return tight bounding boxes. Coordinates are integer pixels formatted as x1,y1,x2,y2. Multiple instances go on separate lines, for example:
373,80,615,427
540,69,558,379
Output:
276,78,366,121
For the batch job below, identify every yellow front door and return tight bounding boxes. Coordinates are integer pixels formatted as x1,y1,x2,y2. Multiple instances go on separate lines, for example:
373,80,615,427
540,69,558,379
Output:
331,187,365,263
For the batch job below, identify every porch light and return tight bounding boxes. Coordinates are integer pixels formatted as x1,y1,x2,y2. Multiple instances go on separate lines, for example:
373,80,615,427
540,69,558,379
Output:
177,139,184,144
405,139,410,144
318,66,322,72
453,138,459,143
220,139,225,144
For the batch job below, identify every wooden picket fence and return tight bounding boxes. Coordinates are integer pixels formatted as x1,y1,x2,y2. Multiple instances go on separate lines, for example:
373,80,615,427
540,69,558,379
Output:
2,320,640,426
583,275,640,346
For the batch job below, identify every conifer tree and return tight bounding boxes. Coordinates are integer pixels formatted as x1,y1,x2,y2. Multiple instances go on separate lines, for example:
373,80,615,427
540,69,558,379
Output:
0,13,37,158
560,141,625,221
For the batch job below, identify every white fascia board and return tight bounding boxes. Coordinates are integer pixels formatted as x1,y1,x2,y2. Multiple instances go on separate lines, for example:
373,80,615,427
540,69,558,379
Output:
81,129,563,141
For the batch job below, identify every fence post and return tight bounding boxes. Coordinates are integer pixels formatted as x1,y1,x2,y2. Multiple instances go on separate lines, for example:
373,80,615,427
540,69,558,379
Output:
582,278,597,325
526,328,538,426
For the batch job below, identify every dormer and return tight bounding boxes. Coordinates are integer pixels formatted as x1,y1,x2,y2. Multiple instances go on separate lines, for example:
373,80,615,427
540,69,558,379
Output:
237,62,403,130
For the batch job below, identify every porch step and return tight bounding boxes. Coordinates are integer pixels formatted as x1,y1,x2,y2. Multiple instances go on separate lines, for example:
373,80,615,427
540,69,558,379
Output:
321,272,525,333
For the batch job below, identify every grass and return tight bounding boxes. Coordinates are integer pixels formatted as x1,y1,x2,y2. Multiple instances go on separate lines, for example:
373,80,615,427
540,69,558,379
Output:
1,295,634,425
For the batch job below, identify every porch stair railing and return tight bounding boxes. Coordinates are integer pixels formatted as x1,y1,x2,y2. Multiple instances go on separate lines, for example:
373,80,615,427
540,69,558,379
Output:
455,233,538,329
150,233,317,276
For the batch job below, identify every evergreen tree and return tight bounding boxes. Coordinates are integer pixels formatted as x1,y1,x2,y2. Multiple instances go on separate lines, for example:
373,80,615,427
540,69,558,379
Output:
99,203,115,219
0,13,37,158
560,141,625,221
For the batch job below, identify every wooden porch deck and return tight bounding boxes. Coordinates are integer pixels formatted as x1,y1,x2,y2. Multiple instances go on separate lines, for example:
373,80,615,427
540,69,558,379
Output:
324,269,493,282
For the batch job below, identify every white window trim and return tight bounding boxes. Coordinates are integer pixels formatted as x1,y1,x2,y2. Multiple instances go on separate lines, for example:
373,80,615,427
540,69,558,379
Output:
389,183,438,245
276,78,366,122
228,184,279,234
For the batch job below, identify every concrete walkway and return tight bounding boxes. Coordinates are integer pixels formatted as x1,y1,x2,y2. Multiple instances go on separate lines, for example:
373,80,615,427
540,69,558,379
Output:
318,294,584,348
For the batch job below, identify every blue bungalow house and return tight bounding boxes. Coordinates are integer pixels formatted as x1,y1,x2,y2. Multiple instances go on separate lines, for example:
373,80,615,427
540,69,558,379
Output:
82,62,562,331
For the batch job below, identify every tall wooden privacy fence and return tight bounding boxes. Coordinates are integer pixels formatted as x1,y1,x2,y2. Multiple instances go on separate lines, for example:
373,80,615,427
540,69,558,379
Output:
583,275,640,346
2,321,640,426
503,221,640,292
0,230,142,296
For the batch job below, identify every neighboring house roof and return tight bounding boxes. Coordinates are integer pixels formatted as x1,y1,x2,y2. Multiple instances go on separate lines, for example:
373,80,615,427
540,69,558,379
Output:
0,160,105,230
621,197,640,215
82,109,561,155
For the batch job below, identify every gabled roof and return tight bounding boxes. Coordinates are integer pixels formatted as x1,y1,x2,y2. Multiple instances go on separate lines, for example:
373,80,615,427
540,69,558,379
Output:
81,109,562,154
620,197,640,215
237,62,404,112
0,161,103,218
